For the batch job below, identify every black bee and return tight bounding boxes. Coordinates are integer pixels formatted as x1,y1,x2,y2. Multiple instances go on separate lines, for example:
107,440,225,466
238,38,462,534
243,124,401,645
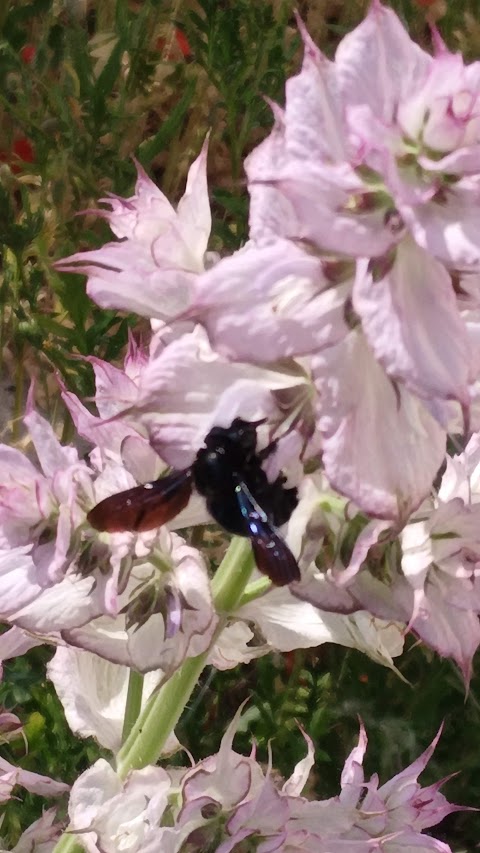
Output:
87,418,300,586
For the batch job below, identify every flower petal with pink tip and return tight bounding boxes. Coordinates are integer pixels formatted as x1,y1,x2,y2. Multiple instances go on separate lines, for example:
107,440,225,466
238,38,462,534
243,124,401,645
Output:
313,331,446,521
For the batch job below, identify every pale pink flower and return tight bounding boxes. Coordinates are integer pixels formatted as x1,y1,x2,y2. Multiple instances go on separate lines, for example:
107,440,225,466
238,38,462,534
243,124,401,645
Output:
0,401,94,580
67,759,174,853
63,527,218,675
55,137,212,320
65,708,462,853
292,440,480,681
185,3,480,520
249,2,480,271
196,1,478,519
396,433,480,682
334,723,465,852
3,522,217,677
0,626,45,665
0,408,216,678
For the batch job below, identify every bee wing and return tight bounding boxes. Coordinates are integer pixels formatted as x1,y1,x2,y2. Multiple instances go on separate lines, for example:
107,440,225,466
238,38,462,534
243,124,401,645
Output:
235,481,300,586
87,469,193,533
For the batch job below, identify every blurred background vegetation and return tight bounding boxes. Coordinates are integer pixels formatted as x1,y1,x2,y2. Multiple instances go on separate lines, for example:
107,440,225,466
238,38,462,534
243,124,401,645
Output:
0,0,480,849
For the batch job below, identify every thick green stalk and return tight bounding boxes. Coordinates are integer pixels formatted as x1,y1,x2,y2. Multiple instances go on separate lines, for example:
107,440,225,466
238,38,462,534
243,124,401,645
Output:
115,536,254,778
211,537,255,611
52,834,84,853
116,651,208,778
122,670,144,743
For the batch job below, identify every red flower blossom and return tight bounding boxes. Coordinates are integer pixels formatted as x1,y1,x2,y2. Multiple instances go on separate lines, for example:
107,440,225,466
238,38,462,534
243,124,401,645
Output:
156,28,191,60
20,44,36,64
0,137,35,173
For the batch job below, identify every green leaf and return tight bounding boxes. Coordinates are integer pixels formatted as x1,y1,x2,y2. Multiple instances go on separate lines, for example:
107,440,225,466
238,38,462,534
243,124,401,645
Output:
137,77,196,164
93,37,125,105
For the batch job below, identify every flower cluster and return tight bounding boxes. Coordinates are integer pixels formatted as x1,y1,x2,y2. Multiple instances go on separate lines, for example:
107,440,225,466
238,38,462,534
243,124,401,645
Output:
1,3,478,850
55,0,480,680
66,709,461,853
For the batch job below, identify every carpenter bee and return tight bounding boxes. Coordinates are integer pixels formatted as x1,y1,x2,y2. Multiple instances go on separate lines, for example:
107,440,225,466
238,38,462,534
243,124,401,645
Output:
87,418,300,586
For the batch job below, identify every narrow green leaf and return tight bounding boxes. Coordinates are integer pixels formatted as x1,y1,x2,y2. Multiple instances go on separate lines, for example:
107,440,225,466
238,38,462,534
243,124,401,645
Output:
137,77,196,164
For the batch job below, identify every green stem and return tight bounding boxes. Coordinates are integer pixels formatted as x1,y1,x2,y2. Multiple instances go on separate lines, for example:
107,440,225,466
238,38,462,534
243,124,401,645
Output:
12,346,24,443
211,537,255,611
52,834,84,853
237,577,270,607
116,537,254,778
116,650,208,779
122,670,144,744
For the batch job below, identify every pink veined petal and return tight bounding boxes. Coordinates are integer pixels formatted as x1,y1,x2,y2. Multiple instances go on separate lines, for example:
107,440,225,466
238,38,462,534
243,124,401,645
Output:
378,726,443,806
24,405,79,477
313,331,446,522
10,570,104,634
282,726,315,796
61,387,140,453
176,134,211,262
191,239,350,361
0,772,15,803
261,162,401,258
335,0,431,124
378,829,454,852
410,578,480,685
354,239,471,406
284,14,346,163
181,701,263,813
226,777,290,837
340,721,368,793
237,586,355,651
410,780,469,831
11,808,61,852
0,756,68,796
400,180,480,270
85,251,196,319
396,51,466,149
100,161,175,243
0,626,44,662
0,547,48,617
86,356,140,419
245,116,300,243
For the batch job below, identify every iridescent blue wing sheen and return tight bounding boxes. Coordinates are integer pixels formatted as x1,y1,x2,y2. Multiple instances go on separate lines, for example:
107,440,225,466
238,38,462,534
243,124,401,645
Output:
234,481,300,586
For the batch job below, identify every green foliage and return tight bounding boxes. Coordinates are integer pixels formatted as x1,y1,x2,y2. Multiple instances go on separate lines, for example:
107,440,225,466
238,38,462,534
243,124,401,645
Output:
0,647,102,846
183,0,298,178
